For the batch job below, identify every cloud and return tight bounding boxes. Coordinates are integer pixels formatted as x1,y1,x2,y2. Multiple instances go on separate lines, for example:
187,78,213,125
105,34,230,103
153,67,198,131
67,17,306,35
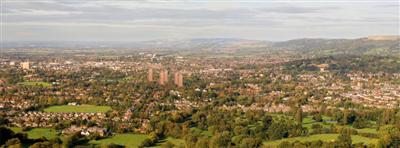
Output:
6,9,82,16
2,0,399,41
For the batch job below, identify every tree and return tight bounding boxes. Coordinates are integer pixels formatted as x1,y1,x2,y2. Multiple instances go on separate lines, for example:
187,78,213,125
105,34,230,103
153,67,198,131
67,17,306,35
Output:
5,138,22,148
0,127,15,145
352,118,368,129
278,141,292,148
148,132,159,143
62,132,81,148
101,143,125,148
267,120,289,140
312,113,323,122
338,109,356,125
379,109,396,125
13,133,28,144
30,141,62,148
295,108,303,124
336,128,352,148
261,115,273,130
343,109,350,125
138,138,154,148
311,124,323,134
184,131,201,148
161,141,175,148
310,140,324,147
0,115,9,125
378,125,400,148
239,137,262,148
210,131,231,148
194,137,210,148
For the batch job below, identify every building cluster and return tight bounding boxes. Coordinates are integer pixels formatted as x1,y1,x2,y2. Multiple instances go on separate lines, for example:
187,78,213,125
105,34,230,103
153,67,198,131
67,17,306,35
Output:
148,68,184,87
0,98,36,110
1,54,399,139
7,111,106,128
338,73,399,108
62,125,108,137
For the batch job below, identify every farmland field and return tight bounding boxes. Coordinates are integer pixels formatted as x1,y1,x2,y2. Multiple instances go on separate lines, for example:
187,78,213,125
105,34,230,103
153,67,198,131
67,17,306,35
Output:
43,104,112,113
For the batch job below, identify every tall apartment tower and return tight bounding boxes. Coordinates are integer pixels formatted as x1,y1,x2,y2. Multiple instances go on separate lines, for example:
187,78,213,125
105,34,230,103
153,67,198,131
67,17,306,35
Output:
159,70,168,85
163,70,168,83
147,68,153,82
174,72,183,87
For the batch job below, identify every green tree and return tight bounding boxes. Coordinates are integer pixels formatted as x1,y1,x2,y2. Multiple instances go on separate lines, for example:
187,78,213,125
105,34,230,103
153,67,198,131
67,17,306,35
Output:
336,128,352,148
239,137,262,148
0,115,8,125
378,125,400,148
278,141,292,148
30,141,62,148
195,137,210,148
343,109,350,125
138,138,154,148
312,113,323,122
352,118,368,129
5,138,22,148
62,132,81,148
311,124,323,134
161,141,175,148
210,131,231,148
267,120,289,140
0,127,15,146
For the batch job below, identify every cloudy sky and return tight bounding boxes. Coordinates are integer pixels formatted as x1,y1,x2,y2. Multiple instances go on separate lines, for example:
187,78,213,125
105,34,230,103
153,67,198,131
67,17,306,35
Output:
2,0,399,41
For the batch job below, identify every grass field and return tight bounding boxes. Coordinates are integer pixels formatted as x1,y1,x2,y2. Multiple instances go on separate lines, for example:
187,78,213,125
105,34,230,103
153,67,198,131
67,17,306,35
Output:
263,134,379,147
355,128,378,134
43,104,112,113
89,134,148,148
151,137,186,147
336,125,379,134
10,127,59,139
18,81,52,87
302,116,378,135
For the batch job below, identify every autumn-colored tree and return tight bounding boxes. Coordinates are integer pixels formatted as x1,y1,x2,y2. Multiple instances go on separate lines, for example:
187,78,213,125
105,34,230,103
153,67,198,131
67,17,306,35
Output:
295,108,303,124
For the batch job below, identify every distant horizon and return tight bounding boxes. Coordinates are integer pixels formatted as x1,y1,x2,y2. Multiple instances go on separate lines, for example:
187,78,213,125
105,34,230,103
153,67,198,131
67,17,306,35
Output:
3,34,400,43
3,1,399,42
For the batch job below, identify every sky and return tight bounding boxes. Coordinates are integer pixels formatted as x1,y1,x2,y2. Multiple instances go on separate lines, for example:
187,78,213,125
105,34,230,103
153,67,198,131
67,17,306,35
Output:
1,0,399,41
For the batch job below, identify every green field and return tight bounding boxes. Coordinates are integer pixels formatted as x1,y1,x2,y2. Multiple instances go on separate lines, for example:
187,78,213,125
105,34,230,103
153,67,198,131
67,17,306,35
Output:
300,116,379,135
10,127,59,139
263,134,379,147
8,127,184,147
18,81,52,87
89,134,148,148
336,125,379,134
151,137,186,147
43,104,112,113
355,128,378,134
